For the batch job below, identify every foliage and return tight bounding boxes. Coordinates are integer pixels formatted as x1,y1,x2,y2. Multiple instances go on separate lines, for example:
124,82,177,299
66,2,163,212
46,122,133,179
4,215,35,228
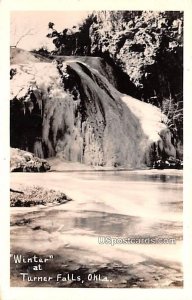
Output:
46,14,94,55
32,46,50,57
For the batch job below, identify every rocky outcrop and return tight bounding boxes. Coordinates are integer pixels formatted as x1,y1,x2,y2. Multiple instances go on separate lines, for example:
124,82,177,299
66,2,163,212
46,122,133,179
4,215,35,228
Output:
89,11,183,99
10,52,176,167
10,148,50,172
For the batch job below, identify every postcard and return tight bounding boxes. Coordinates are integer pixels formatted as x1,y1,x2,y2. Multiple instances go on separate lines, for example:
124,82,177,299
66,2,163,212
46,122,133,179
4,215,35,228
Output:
0,0,192,300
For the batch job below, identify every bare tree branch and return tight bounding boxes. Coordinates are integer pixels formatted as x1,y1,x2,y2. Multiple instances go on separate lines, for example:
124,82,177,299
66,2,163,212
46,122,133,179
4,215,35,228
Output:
15,28,35,47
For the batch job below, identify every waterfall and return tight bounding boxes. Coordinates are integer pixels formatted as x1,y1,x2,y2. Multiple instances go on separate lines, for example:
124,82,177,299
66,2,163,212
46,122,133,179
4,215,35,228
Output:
10,56,173,167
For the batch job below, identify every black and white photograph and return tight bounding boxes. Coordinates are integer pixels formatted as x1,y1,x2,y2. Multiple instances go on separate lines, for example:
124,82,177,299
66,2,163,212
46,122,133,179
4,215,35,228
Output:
9,8,184,289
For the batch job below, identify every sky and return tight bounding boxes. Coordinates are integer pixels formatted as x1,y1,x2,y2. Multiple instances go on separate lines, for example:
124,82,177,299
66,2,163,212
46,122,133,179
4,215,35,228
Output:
10,11,90,51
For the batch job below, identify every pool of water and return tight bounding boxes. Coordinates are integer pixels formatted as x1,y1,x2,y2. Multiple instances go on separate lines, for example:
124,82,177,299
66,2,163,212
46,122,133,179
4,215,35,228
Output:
10,170,183,288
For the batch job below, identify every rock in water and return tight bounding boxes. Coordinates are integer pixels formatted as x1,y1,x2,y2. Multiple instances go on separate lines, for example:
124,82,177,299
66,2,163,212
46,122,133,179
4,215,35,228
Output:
10,184,72,207
10,148,50,172
10,52,175,168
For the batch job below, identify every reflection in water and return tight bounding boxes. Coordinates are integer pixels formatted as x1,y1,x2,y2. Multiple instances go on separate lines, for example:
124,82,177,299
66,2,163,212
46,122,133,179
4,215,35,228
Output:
26,209,182,242
31,210,142,236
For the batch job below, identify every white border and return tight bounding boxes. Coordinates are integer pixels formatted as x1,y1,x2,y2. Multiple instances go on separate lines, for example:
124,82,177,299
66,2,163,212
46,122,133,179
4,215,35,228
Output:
0,0,191,299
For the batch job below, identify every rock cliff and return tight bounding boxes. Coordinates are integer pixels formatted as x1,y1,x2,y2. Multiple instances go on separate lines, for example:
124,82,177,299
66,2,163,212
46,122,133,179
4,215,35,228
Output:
89,11,183,99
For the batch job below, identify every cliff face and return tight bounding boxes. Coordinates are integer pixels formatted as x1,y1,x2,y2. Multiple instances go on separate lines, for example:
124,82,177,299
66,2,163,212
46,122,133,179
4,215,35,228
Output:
10,51,172,167
89,11,183,99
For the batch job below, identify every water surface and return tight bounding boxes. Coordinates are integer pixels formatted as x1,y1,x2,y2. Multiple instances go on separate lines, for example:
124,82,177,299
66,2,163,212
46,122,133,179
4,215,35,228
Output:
10,170,183,288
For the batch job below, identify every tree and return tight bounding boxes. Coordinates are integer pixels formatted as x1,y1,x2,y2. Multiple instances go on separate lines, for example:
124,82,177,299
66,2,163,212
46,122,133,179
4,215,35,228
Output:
46,13,94,55
15,28,35,48
48,22,55,30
